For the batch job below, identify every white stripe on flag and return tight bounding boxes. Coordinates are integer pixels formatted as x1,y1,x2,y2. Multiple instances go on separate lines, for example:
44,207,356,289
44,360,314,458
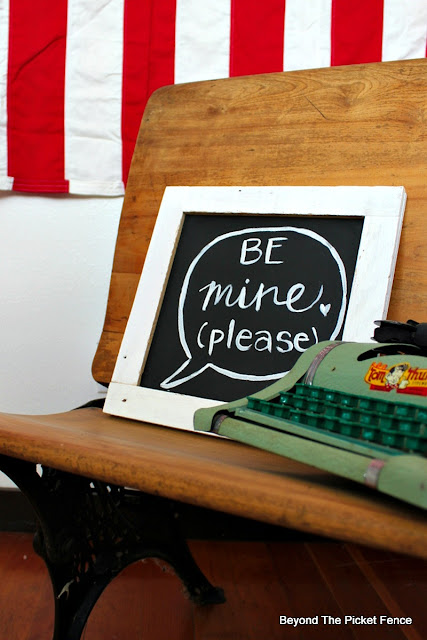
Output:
174,0,231,83
0,0,13,189
64,0,125,195
383,0,427,61
283,0,332,71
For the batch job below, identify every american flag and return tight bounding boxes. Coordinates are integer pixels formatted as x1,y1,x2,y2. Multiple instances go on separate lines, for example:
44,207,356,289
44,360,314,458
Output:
1,0,426,196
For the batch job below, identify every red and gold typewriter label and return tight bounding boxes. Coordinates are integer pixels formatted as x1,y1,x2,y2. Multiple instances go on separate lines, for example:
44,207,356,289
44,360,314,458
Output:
364,361,427,397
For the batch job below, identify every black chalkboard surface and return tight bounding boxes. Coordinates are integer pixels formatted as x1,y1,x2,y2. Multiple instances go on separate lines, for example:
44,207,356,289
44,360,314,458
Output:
104,185,406,430
140,213,363,401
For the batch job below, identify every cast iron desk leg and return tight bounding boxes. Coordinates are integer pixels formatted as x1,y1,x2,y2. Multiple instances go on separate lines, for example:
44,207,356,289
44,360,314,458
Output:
0,454,225,640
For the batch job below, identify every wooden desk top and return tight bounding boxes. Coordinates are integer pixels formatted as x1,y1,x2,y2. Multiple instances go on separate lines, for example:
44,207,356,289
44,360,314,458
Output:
0,407,426,559
93,58,427,385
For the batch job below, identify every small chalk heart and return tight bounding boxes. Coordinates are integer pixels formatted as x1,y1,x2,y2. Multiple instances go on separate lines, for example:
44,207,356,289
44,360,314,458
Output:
320,303,331,317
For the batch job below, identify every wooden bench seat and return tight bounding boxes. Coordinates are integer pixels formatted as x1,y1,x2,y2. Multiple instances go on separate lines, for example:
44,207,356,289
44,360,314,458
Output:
0,58,426,639
1,407,427,558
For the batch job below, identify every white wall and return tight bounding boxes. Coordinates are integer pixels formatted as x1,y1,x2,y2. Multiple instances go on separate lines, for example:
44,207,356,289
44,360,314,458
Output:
0,193,123,487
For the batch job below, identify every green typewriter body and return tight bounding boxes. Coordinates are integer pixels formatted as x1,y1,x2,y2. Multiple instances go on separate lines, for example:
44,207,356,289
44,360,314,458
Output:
194,341,427,510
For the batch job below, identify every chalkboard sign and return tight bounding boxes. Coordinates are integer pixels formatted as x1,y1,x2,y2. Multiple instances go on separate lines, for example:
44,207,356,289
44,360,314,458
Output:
104,186,406,429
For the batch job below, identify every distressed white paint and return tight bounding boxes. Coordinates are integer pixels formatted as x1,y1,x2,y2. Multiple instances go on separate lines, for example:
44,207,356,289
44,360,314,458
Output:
105,185,406,430
105,382,221,432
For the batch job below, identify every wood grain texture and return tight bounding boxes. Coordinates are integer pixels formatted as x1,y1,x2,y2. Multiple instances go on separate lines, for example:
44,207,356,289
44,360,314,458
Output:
1,533,426,640
93,59,427,384
1,61,426,570
0,533,53,640
0,408,426,559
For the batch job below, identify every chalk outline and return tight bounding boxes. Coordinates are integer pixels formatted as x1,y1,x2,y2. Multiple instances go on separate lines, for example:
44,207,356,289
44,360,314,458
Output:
161,226,347,389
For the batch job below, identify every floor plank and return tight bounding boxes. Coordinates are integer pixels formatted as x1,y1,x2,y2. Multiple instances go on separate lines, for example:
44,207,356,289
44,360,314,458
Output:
347,545,426,640
268,541,354,639
0,533,54,640
85,559,194,640
306,542,407,640
191,540,295,640
0,532,426,640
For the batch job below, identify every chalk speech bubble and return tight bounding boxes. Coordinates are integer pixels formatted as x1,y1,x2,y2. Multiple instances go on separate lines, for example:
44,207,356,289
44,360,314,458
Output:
161,227,347,390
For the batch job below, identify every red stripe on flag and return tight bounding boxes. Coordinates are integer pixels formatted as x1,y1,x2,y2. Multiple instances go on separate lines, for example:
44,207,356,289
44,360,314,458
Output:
230,0,286,77
7,0,68,192
148,0,176,94
122,0,176,185
331,0,384,66
122,0,153,186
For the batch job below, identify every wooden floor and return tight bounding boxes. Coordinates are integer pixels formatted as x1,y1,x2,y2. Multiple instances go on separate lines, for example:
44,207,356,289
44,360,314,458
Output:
0,532,426,640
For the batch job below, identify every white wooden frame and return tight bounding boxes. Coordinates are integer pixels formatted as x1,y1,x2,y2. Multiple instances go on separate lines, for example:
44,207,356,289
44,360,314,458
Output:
104,185,406,430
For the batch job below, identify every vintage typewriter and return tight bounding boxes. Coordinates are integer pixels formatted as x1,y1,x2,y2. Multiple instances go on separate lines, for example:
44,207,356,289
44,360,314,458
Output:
194,321,427,510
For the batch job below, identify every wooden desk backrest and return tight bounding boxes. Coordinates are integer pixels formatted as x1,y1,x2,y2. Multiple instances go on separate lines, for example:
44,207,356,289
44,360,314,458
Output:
93,59,427,385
